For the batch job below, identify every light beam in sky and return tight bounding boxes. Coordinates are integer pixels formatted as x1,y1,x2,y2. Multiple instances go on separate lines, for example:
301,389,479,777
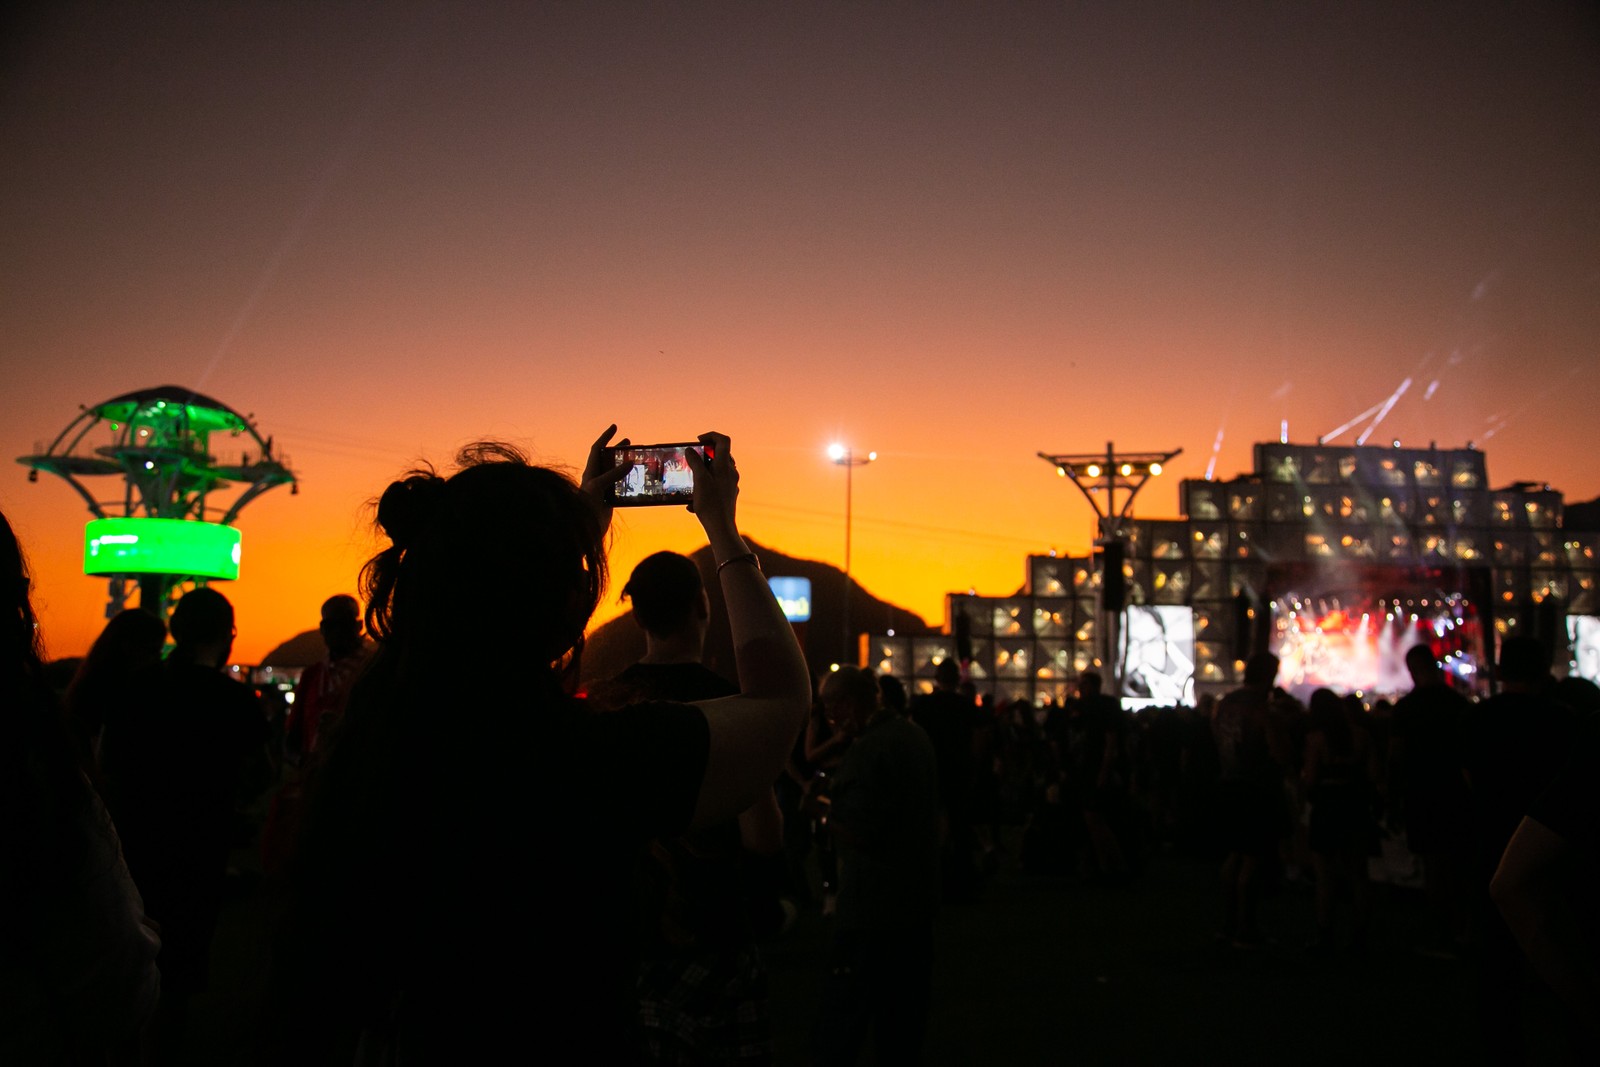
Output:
1355,377,1413,447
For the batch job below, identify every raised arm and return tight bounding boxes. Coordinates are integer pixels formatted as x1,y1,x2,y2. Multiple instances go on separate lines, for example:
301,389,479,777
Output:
683,433,811,828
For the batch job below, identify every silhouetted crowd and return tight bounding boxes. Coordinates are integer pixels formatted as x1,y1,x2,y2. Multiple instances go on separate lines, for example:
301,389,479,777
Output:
4,429,1598,1064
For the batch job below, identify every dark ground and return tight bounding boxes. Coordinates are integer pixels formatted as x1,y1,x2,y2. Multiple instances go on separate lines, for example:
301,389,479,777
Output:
182,830,1579,1065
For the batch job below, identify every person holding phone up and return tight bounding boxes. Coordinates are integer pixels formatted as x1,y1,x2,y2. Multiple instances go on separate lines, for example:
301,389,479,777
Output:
268,428,810,1065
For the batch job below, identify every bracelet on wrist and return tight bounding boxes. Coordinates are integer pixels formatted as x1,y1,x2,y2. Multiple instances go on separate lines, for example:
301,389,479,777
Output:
716,551,760,575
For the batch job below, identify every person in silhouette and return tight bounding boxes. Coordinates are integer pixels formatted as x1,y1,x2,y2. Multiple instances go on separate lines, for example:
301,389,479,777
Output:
1465,636,1579,1061
263,594,373,878
98,585,270,1060
1388,644,1473,955
1211,652,1294,946
270,429,810,1064
0,508,160,1063
591,550,784,1064
812,665,940,1067
911,658,980,899
65,607,168,773
287,594,372,760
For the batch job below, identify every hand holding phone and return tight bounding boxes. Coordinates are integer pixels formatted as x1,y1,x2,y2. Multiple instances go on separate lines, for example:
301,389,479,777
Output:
605,442,710,507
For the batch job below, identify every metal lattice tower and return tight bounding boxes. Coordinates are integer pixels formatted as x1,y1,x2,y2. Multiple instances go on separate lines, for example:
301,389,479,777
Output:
18,385,297,618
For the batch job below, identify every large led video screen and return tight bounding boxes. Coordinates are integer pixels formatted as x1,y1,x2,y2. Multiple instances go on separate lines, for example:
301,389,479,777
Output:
1570,615,1600,685
84,517,241,580
1267,562,1489,700
1117,604,1195,707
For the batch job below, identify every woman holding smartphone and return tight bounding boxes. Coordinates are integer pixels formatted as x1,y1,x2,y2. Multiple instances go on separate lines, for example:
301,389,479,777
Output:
270,429,810,1064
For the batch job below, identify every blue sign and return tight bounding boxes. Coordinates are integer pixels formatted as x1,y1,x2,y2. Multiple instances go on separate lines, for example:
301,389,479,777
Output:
768,576,812,622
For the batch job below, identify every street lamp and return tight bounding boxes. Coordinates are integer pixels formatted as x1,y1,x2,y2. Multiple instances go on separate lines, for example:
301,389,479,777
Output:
828,443,876,660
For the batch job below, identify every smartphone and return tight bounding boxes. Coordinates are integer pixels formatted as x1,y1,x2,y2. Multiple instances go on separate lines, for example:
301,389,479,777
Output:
606,441,713,507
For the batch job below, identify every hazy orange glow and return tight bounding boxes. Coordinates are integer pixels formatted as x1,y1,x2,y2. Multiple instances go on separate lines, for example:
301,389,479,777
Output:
4,4,1597,664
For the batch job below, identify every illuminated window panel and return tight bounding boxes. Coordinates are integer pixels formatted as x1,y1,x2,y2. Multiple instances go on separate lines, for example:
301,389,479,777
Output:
1150,522,1186,560
1570,583,1597,615
1230,523,1262,559
1032,599,1071,637
1072,561,1097,592
1029,556,1070,597
1192,561,1225,600
1072,596,1095,623
1034,640,1071,678
1228,489,1261,521
1183,481,1225,521
870,636,912,678
1491,496,1518,526
1261,447,1301,483
995,640,1031,678
1192,602,1226,644
1451,492,1487,526
1265,484,1301,522
1229,563,1267,599
1493,535,1528,566
1305,532,1333,558
1123,561,1151,605
1072,647,1096,673
1533,530,1559,566
1151,562,1189,605
1531,571,1566,602
1074,616,1096,645
1450,532,1484,561
1565,537,1598,569
1380,529,1413,561
1122,521,1149,559
1304,450,1341,485
1331,529,1375,559
912,637,957,677
1191,524,1226,559
1413,459,1443,486
1524,496,1560,529
1419,533,1450,562
1451,456,1486,488
991,599,1031,637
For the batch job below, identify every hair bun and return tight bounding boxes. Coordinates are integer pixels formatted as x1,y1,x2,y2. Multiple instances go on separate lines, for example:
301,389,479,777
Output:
377,473,447,550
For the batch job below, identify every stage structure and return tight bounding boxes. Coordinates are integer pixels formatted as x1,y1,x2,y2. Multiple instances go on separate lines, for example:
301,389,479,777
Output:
864,440,1597,707
18,385,297,618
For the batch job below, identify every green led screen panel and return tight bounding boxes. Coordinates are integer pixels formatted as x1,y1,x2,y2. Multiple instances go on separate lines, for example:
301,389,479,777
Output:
84,518,241,580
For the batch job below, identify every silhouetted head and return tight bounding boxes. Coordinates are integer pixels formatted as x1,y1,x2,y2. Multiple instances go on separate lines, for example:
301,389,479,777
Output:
364,442,606,672
878,671,908,716
819,665,880,734
1497,636,1549,688
934,657,961,691
1404,643,1441,687
1243,652,1280,688
82,609,167,676
170,587,235,664
319,595,364,659
1,508,43,673
1079,670,1103,697
622,551,706,639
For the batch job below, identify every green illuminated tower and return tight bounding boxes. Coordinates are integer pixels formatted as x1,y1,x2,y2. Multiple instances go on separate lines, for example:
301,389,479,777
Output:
17,385,297,619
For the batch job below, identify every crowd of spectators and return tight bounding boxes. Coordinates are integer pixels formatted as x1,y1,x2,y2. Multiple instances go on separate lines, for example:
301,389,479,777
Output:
4,436,1598,1062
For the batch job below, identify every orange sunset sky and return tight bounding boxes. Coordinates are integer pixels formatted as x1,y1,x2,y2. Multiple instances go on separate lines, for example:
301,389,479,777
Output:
4,2,1598,665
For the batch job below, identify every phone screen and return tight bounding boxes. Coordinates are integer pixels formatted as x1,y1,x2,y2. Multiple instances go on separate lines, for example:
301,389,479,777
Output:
608,442,706,506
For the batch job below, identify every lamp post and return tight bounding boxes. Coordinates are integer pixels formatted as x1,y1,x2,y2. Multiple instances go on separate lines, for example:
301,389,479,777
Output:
828,443,876,663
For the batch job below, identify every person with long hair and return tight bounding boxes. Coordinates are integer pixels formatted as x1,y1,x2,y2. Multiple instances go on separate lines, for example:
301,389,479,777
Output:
0,508,160,1063
270,429,810,1063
